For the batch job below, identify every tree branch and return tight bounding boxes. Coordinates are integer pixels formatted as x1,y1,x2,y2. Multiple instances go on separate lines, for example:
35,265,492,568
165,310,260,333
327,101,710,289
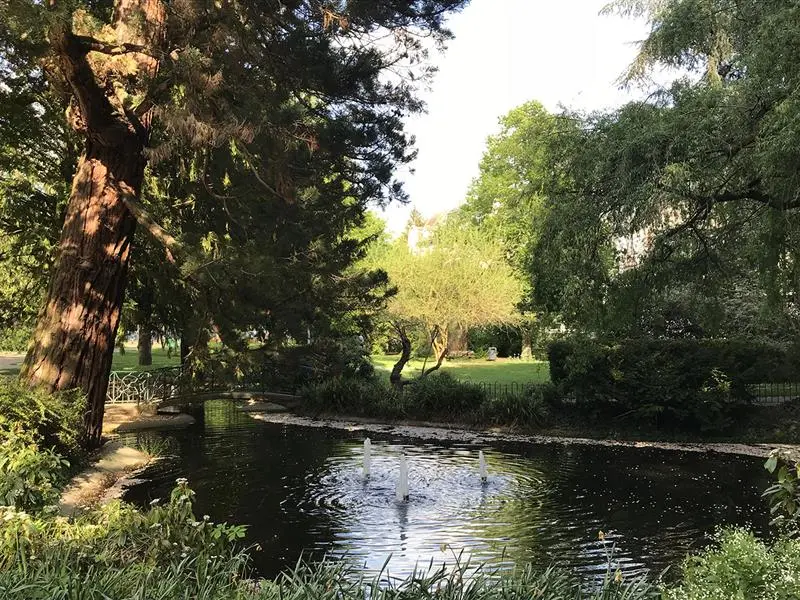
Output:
73,35,156,57
119,187,182,264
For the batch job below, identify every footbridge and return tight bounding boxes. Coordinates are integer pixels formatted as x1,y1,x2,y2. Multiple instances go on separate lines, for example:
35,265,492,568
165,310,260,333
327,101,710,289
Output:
105,366,303,408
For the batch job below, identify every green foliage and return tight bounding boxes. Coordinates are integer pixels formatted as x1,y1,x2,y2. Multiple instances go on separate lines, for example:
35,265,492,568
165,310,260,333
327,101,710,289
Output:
0,426,69,511
0,377,83,511
301,373,563,430
0,376,82,459
365,218,523,372
0,325,32,353
763,449,800,536
300,376,401,417
665,529,800,600
405,372,487,418
546,338,767,432
479,385,555,428
0,480,246,579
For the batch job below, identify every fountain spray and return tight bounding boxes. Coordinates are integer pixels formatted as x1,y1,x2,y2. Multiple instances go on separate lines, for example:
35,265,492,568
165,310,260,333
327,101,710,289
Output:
396,454,409,501
363,438,372,477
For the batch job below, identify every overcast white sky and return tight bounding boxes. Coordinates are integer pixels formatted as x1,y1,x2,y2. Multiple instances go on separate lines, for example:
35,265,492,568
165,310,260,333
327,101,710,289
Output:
376,0,652,233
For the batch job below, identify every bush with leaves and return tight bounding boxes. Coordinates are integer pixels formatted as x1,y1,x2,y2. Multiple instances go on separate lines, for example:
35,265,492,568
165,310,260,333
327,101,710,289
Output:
763,449,800,536
0,480,245,572
546,338,756,432
480,386,553,428
665,529,800,600
0,426,70,511
404,372,487,419
300,376,402,418
0,376,83,459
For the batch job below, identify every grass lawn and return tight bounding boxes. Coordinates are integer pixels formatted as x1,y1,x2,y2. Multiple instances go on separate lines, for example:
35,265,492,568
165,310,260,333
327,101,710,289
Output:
110,345,180,372
372,354,550,385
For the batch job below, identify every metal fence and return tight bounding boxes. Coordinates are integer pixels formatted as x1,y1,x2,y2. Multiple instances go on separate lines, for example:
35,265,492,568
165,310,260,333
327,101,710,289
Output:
746,382,800,405
474,381,800,406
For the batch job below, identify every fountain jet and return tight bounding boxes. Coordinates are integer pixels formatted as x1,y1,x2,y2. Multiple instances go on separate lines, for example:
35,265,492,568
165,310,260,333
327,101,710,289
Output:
363,438,372,477
396,454,409,501
479,450,488,482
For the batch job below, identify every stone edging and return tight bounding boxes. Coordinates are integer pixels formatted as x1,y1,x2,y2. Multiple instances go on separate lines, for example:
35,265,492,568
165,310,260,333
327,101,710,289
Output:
249,412,796,458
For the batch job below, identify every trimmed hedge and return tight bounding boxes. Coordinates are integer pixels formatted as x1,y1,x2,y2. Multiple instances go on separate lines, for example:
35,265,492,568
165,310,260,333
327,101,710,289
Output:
546,337,800,432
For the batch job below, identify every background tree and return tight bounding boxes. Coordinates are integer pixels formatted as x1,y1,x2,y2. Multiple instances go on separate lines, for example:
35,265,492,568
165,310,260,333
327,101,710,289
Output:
518,0,800,340
369,218,523,384
458,101,573,354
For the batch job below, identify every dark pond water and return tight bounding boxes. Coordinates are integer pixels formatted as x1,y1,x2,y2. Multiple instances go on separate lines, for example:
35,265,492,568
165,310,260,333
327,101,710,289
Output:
122,400,771,580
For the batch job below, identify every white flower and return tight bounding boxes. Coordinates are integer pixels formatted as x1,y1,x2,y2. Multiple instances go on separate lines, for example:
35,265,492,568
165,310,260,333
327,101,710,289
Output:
149,498,161,506
176,477,188,485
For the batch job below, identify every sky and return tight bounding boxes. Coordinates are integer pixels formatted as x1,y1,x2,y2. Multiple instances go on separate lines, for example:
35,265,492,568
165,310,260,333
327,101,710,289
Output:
376,0,653,233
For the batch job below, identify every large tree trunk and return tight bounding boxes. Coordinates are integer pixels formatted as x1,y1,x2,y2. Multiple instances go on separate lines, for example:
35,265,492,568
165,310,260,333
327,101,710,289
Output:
22,142,142,447
138,326,153,366
22,0,165,449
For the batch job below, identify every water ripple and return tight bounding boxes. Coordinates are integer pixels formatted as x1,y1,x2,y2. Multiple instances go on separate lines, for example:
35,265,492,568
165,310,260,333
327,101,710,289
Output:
121,400,771,580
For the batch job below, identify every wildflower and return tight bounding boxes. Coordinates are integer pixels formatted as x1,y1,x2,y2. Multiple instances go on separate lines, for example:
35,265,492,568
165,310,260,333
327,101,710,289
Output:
614,569,623,584
598,530,605,541
176,477,188,486
203,515,210,521
149,498,161,506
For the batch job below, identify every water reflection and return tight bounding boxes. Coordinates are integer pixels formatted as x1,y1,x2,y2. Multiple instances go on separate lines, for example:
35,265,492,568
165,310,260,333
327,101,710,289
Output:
122,400,770,579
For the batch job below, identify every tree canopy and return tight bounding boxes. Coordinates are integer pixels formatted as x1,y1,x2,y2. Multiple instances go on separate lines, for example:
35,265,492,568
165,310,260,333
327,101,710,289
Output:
0,0,469,445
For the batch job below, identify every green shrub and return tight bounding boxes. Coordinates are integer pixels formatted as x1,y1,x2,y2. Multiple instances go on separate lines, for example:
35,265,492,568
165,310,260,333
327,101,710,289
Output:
0,325,32,353
0,426,70,511
481,386,552,427
545,338,759,432
665,529,800,600
763,448,800,536
0,376,83,459
404,372,487,418
300,376,401,417
0,480,245,573
547,340,573,385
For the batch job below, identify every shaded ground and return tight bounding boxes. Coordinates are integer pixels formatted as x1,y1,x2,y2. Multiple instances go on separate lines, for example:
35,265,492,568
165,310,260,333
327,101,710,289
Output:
104,402,195,433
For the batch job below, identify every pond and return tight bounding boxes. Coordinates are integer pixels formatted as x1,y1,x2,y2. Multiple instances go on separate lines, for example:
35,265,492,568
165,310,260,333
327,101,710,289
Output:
121,400,771,581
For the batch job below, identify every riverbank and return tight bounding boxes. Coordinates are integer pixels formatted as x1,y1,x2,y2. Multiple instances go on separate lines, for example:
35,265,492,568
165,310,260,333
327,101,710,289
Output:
250,412,795,458
58,440,151,516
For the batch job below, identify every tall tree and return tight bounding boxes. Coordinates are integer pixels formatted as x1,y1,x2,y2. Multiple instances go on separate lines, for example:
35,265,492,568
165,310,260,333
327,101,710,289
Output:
1,0,468,446
525,0,800,338
368,218,523,383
